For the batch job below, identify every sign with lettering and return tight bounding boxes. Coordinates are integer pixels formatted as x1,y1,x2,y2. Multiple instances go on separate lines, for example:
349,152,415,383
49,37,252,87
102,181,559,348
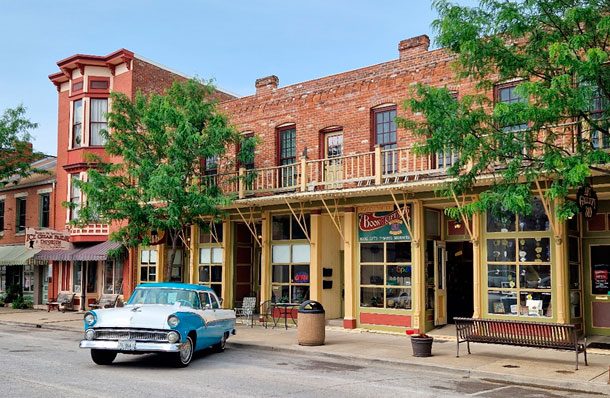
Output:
358,207,411,242
577,184,598,219
25,228,71,250
294,272,309,283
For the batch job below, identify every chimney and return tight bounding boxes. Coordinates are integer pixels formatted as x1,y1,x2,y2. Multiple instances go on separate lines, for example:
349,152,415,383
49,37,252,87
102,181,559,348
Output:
255,75,279,95
398,35,430,61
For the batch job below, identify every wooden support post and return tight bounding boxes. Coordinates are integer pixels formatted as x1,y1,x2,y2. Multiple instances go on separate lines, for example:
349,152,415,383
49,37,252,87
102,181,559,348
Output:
189,224,197,285
300,157,308,192
238,167,245,199
412,200,425,332
554,199,567,324
221,219,232,308
343,207,357,329
310,210,322,302
260,211,271,305
374,145,382,185
471,210,482,318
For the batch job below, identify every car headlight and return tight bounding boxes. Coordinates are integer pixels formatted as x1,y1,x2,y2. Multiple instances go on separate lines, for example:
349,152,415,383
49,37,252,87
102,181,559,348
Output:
84,312,96,326
167,331,180,343
85,329,96,340
167,315,180,327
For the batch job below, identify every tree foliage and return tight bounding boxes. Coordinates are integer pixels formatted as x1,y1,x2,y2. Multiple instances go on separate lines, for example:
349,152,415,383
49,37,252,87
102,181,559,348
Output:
0,105,39,187
399,0,610,221
73,79,248,281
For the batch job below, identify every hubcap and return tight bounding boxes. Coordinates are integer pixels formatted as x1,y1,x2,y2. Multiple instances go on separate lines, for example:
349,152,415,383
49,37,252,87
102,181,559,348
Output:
220,334,226,349
180,338,193,363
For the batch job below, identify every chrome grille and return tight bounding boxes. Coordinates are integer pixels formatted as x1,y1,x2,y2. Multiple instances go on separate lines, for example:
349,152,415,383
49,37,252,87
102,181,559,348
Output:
93,328,169,342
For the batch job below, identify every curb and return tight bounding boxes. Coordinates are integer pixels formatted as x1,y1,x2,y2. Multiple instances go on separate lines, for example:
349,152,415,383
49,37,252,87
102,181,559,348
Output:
0,320,82,334
227,341,610,395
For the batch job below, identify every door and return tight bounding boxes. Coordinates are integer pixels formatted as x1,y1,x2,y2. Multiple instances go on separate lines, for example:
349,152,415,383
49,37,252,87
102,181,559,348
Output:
41,264,50,303
324,131,343,187
234,223,255,306
434,241,447,326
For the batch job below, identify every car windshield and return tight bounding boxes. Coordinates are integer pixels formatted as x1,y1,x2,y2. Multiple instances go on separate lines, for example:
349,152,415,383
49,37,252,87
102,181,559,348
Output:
128,288,199,307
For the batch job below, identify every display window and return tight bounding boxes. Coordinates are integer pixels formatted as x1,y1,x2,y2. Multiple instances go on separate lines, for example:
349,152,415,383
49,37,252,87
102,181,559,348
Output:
198,222,224,297
485,198,553,318
139,249,158,283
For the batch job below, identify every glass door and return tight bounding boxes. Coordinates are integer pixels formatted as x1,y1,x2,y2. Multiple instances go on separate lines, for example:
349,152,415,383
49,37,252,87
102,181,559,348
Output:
434,241,447,325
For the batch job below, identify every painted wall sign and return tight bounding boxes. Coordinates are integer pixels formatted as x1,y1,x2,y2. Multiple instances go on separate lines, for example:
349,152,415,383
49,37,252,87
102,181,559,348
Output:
358,207,411,242
358,204,394,213
25,228,71,250
577,184,598,219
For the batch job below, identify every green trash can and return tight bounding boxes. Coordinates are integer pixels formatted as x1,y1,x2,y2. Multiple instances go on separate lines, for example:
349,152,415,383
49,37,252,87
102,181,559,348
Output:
297,300,325,346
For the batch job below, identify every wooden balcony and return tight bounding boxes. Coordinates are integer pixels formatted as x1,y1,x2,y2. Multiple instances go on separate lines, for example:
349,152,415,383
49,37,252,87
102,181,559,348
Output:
67,223,110,236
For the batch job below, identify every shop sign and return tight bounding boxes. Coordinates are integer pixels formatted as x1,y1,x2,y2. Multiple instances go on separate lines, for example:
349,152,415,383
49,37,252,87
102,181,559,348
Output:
25,228,70,250
294,272,309,283
577,184,598,219
388,265,411,277
358,207,411,242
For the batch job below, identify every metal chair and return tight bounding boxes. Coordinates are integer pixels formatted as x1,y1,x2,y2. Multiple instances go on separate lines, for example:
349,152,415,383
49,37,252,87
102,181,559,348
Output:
258,300,273,328
234,297,257,327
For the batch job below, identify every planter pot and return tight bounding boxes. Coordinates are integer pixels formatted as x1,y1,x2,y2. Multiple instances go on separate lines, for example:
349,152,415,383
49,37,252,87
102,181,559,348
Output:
410,336,433,357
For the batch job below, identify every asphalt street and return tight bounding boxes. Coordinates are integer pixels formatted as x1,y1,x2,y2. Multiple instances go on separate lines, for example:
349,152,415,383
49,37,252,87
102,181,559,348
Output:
0,324,603,398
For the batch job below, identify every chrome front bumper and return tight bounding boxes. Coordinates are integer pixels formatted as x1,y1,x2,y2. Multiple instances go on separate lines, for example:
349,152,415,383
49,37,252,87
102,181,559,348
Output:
80,340,182,352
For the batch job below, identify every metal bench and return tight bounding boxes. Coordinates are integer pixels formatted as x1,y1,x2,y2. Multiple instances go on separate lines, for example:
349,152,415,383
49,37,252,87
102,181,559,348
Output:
88,294,119,309
454,317,588,370
46,292,76,313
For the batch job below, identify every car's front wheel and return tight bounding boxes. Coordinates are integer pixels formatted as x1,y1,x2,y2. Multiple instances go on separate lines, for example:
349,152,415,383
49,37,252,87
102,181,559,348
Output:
91,349,117,365
174,336,194,367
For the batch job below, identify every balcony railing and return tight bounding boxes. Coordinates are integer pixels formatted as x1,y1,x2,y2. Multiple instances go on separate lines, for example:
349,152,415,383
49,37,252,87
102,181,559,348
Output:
227,145,451,198
67,223,110,236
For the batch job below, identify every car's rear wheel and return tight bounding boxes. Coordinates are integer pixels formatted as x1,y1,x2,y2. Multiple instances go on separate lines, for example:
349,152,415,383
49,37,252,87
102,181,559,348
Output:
91,349,117,365
174,336,194,367
213,332,228,353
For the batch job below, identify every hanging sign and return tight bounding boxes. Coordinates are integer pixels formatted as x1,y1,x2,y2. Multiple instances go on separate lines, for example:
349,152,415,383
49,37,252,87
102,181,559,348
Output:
25,228,71,250
576,184,598,219
358,207,411,242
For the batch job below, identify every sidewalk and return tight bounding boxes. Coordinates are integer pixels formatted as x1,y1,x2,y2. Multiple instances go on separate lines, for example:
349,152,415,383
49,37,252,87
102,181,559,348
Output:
1,308,608,394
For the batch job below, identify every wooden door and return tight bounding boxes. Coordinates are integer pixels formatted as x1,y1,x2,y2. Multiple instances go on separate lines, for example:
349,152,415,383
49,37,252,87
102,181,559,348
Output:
434,241,447,326
324,131,343,187
234,223,255,306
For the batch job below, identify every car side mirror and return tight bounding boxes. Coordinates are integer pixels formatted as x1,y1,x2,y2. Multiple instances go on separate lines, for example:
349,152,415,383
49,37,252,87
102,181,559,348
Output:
205,304,211,310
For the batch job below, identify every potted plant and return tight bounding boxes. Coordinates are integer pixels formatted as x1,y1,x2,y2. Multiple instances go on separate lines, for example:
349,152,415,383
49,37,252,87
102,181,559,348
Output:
408,331,433,357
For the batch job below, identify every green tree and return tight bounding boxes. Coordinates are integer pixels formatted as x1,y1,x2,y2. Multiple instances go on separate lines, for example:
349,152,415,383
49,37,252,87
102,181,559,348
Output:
72,79,249,281
399,0,610,223
0,105,39,187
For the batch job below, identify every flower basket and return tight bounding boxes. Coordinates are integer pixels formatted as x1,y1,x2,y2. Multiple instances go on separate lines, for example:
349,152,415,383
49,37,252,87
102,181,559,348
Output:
409,333,433,357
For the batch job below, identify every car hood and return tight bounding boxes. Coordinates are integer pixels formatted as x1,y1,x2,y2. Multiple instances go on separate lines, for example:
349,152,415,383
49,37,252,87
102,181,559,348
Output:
92,304,185,329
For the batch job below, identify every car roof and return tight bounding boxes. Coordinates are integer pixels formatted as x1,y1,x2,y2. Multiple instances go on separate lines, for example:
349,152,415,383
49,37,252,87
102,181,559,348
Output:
136,282,214,293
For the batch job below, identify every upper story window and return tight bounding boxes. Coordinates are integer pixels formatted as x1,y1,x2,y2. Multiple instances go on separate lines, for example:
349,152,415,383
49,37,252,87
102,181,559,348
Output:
372,106,397,150
72,99,83,148
278,126,296,166
239,133,256,170
16,197,26,233
204,155,218,176
90,98,108,146
0,200,4,233
69,175,82,221
583,82,609,149
39,193,50,228
496,83,528,132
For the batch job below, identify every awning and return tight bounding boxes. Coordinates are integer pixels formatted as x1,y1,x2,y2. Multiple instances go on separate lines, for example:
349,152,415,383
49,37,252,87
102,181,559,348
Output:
34,248,84,261
0,245,41,266
76,241,124,261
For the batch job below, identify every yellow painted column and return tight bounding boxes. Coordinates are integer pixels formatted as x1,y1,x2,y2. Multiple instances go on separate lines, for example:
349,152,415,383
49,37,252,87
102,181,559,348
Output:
221,219,232,307
411,200,425,332
260,211,271,304
472,210,482,318
189,224,197,284
555,218,567,324
309,210,322,301
342,207,356,328
157,243,166,283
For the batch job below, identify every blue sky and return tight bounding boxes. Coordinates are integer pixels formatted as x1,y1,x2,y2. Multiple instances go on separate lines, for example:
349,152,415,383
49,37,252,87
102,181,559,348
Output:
0,1,477,156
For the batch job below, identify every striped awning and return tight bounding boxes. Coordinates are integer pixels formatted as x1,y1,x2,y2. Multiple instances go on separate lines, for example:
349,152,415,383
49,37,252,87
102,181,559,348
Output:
76,241,124,261
0,245,41,266
34,248,84,261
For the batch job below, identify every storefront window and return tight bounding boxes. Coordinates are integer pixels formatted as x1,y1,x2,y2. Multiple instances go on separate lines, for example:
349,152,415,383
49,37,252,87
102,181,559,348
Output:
591,245,610,295
73,262,82,293
0,266,6,292
104,260,124,294
360,242,412,309
87,262,97,293
485,199,552,318
23,265,34,293
568,235,581,319
199,245,223,297
425,241,435,310
271,243,310,303
139,249,158,283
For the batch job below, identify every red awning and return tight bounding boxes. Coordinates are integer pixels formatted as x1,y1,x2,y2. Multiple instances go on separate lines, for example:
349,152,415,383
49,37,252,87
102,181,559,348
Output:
34,248,84,261
74,241,124,261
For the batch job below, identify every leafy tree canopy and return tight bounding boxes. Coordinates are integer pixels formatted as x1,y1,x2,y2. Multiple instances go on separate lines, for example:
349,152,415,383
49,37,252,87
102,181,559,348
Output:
73,79,249,281
399,0,610,223
0,105,39,187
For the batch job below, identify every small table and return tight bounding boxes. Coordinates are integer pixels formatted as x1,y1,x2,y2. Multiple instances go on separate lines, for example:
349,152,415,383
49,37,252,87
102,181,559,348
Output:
271,303,299,329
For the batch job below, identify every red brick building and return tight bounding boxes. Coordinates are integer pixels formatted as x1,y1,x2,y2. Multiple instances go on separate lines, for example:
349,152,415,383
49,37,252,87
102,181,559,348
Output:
0,156,56,305
44,49,235,309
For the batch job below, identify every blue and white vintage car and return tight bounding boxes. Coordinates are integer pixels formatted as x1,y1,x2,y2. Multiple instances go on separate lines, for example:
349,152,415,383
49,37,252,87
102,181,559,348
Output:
79,283,236,367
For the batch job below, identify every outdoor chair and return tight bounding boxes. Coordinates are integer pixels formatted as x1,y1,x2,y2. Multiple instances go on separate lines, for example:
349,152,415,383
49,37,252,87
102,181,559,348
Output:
259,300,273,328
234,297,257,327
